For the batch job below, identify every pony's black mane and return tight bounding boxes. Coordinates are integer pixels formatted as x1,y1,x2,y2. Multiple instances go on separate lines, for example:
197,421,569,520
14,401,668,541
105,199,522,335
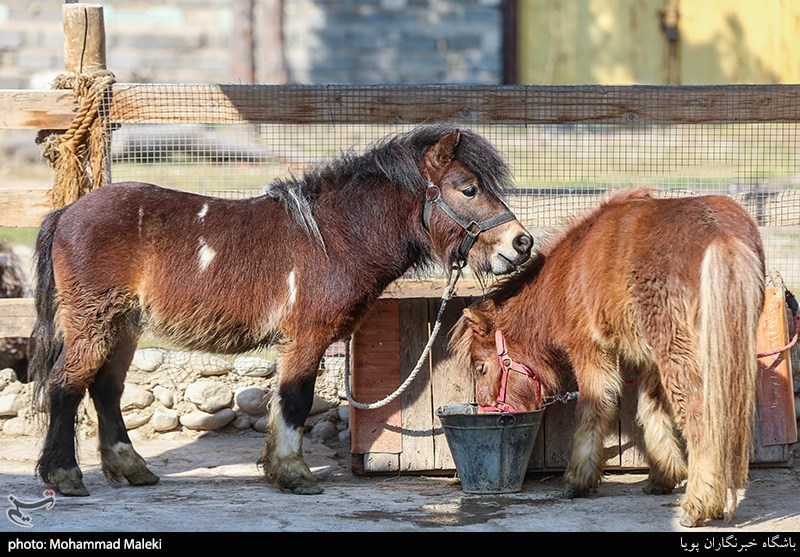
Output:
262,124,512,244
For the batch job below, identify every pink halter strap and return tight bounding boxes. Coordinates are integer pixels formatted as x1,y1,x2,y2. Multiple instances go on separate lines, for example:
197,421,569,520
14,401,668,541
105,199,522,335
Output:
479,329,542,413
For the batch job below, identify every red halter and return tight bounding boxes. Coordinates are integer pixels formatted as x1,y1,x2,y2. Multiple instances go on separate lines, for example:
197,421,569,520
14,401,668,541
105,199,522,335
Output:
479,329,542,413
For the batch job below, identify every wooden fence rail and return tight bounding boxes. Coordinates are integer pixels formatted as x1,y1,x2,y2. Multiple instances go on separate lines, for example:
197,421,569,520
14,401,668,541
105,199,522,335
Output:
4,83,800,228
5,83,800,132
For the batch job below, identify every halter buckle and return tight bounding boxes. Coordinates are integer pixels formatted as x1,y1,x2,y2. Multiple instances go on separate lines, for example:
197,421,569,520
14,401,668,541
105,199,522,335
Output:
493,329,543,412
422,180,516,262
425,184,441,202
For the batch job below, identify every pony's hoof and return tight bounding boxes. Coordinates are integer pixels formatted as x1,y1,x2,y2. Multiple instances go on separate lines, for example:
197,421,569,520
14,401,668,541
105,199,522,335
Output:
279,476,324,495
100,442,159,486
263,451,324,495
561,485,590,499
126,467,160,486
47,467,89,497
643,482,674,495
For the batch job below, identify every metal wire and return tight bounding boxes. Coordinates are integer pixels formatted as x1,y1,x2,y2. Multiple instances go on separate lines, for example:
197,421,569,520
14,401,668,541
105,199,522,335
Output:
102,83,800,376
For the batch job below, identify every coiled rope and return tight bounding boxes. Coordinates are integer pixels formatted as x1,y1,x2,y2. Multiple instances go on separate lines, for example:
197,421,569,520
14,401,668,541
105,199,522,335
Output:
37,69,116,208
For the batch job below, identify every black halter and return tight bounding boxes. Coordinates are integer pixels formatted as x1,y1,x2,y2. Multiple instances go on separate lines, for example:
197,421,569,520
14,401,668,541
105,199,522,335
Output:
422,182,517,266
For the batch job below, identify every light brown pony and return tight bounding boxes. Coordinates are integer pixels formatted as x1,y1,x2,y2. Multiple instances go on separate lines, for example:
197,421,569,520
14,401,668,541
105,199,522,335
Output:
29,125,533,497
450,188,765,527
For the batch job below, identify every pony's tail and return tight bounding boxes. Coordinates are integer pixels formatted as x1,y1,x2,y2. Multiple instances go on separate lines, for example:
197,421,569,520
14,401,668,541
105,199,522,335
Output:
28,207,67,412
698,235,764,520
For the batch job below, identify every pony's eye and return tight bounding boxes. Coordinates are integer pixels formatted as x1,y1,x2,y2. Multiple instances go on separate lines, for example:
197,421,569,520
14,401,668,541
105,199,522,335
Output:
476,362,486,376
462,184,478,198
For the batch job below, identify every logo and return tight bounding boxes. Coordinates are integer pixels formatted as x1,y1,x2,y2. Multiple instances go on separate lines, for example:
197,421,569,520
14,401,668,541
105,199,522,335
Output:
6,490,56,528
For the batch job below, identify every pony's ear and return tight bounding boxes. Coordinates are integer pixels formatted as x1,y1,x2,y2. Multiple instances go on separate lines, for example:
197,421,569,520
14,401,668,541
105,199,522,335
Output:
423,129,461,180
463,306,494,337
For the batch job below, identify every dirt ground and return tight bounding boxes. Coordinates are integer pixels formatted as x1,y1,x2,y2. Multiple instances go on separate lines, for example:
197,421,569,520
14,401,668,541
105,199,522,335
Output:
0,430,798,539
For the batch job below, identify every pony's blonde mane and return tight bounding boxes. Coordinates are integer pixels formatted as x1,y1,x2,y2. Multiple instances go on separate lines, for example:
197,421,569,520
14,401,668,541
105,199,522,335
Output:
535,187,656,257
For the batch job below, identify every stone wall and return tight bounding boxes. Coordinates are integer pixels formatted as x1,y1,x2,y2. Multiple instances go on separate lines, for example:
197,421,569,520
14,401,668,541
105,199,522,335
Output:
0,0,504,88
0,238,351,443
0,347,350,445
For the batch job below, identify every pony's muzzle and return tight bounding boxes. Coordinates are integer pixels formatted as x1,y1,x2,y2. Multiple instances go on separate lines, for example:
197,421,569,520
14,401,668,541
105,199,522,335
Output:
513,232,533,258
488,224,533,274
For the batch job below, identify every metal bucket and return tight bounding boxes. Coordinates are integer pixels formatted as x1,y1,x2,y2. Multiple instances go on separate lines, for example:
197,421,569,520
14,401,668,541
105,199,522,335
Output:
436,403,544,494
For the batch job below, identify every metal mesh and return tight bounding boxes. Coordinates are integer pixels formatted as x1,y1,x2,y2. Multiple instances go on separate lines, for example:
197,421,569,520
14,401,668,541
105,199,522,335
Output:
102,84,800,376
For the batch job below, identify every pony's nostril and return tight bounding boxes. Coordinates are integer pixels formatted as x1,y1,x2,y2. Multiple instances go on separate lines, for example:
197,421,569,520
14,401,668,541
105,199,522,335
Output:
513,233,533,255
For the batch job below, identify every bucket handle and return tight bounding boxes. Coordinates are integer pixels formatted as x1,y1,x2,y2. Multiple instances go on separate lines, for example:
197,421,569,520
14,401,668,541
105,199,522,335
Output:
497,414,517,427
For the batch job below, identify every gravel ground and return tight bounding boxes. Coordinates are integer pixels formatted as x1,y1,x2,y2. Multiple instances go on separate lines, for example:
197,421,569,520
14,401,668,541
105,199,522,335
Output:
0,431,798,538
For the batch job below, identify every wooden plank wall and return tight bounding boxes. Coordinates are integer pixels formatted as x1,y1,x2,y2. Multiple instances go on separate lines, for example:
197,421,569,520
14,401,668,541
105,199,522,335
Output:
351,291,794,475
349,299,402,457
351,296,652,475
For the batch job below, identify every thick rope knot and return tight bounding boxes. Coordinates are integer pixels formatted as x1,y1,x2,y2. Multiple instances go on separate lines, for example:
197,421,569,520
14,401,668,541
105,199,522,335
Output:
38,69,116,208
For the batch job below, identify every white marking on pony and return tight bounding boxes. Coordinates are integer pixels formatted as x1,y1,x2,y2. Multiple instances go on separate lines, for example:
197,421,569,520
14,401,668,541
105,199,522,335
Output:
111,441,133,454
197,203,209,222
270,398,303,458
287,269,297,308
197,236,216,272
138,206,144,237
490,225,529,274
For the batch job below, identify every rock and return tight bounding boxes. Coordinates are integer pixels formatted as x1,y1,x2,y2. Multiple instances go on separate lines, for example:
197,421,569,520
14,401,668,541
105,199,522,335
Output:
3,381,22,395
232,413,252,430
337,404,350,423
235,386,268,415
310,420,337,443
2,416,33,436
184,381,233,413
151,408,179,432
123,411,152,430
252,414,269,433
158,350,200,384
173,400,196,416
0,368,18,382
120,383,154,411
309,395,331,416
233,356,277,378
161,351,226,379
0,393,23,417
129,348,165,373
179,408,235,431
197,355,234,377
0,379,6,391
152,386,175,408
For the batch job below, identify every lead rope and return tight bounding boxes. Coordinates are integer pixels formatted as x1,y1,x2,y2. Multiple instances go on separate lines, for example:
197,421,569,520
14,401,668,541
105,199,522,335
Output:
344,262,463,410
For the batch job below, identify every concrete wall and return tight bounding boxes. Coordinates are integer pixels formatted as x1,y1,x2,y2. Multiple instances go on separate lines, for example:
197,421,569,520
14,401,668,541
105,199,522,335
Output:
0,0,505,88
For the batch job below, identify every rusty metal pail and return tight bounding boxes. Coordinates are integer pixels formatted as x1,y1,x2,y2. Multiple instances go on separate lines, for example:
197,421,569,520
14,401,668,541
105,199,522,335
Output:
436,403,543,494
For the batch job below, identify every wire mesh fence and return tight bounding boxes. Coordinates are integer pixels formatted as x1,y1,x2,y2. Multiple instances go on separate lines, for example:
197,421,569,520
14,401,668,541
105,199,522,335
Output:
103,83,800,378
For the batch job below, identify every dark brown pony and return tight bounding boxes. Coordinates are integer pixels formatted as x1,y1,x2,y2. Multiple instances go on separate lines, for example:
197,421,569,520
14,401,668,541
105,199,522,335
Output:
29,125,533,497
450,188,765,527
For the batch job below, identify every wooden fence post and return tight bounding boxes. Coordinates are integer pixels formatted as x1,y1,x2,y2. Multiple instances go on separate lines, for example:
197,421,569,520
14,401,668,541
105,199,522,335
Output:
39,2,114,208
63,2,107,74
